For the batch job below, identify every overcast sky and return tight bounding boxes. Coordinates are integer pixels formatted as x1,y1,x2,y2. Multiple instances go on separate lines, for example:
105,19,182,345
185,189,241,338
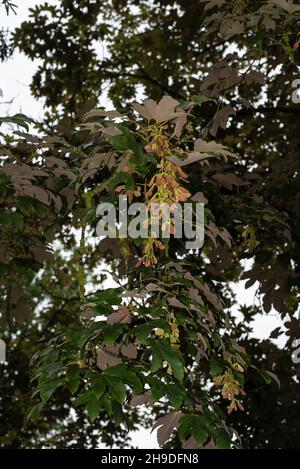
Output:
0,0,286,449
0,1,53,119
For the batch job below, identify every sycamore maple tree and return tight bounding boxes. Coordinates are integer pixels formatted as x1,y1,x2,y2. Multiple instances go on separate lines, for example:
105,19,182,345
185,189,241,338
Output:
31,96,253,449
1,96,279,449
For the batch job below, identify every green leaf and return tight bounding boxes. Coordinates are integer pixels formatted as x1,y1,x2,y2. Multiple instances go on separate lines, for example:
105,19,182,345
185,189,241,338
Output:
91,288,122,316
209,356,224,377
232,370,245,385
204,207,215,222
260,369,272,384
0,171,10,187
191,95,213,105
74,390,95,407
0,113,34,130
178,414,194,440
77,328,99,349
212,332,221,347
259,369,280,388
92,288,122,306
111,400,124,426
192,416,209,446
179,414,208,447
107,172,135,192
0,210,11,226
103,375,127,404
66,365,81,394
38,378,62,403
11,212,24,231
103,364,143,394
179,99,191,110
100,393,113,416
148,377,166,401
17,197,47,217
26,402,44,425
167,384,186,409
151,347,163,373
109,134,132,151
102,324,125,345
134,319,170,343
109,124,141,157
41,360,64,377
123,372,142,394
134,323,153,343
156,340,185,381
90,374,106,399
52,178,69,193
213,428,231,449
32,200,47,217
86,395,102,422
17,197,31,213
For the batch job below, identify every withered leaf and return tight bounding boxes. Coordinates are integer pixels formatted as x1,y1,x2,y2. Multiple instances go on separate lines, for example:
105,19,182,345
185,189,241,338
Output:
44,136,67,145
99,237,122,258
218,227,232,247
31,246,53,264
96,346,121,370
204,439,216,449
14,131,40,143
270,0,300,14
230,339,247,355
152,411,181,446
210,106,236,136
168,297,187,309
168,151,215,166
121,343,138,359
169,138,236,166
84,108,123,120
189,288,204,306
191,192,208,204
195,348,208,362
174,114,187,137
45,156,68,169
262,17,276,30
132,96,185,122
129,390,152,407
203,0,226,12
245,70,265,85
22,185,50,206
107,305,131,324
121,290,147,300
145,283,167,293
102,124,123,137
212,173,249,190
194,138,237,159
59,187,75,209
52,194,63,212
182,436,198,449
222,20,244,40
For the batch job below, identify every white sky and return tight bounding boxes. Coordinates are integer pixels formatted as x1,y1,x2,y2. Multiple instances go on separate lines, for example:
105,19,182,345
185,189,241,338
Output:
0,0,53,119
0,0,286,449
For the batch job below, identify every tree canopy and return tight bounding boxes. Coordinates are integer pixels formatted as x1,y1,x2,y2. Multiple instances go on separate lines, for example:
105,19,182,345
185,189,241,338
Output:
1,0,300,449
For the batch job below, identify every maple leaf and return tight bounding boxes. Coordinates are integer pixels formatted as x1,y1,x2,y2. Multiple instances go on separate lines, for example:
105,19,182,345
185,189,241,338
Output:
132,96,186,122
